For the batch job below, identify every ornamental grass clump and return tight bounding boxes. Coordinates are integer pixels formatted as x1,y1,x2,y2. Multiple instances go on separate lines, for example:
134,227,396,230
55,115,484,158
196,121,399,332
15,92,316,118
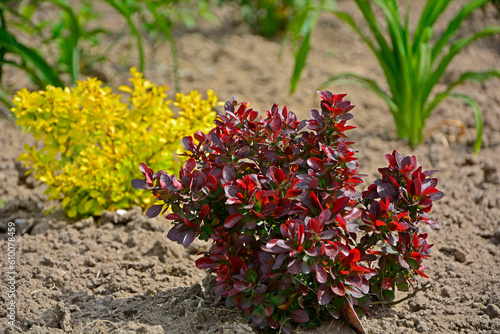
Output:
12,68,219,218
319,0,500,152
133,91,443,332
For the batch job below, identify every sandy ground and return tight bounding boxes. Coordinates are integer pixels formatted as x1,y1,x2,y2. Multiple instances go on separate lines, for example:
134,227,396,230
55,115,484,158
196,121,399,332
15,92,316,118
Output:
1,1,499,333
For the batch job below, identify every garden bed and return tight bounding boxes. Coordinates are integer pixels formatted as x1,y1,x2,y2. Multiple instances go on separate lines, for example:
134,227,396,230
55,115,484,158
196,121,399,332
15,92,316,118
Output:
1,1,499,333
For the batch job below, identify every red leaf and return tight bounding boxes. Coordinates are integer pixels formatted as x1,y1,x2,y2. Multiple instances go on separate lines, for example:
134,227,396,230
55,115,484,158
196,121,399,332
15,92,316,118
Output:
332,197,349,214
331,281,345,296
185,158,196,174
271,167,286,184
273,206,289,218
280,223,290,238
226,198,243,205
166,213,181,220
309,191,323,211
183,217,197,228
298,224,305,244
310,218,320,233
206,174,218,192
307,157,324,170
223,165,235,182
181,136,195,152
340,297,367,334
325,242,339,257
318,209,332,226
224,213,244,228
382,277,393,290
318,284,334,305
346,248,361,264
145,205,163,218
195,257,214,269
200,204,210,220
291,309,309,323
315,265,328,284
233,281,248,292
264,304,274,317
285,189,302,198
335,214,347,231
193,131,205,142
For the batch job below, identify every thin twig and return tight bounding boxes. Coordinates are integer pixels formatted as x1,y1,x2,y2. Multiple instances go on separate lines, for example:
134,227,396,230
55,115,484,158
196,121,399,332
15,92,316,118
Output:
371,282,432,306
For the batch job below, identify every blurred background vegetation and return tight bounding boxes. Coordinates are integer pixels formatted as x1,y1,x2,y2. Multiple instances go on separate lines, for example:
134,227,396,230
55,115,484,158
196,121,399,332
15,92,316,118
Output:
0,0,498,149
0,0,334,111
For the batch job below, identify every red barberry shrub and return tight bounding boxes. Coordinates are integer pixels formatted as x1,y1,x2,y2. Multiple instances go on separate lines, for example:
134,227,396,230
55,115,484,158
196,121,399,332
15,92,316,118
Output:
132,91,443,332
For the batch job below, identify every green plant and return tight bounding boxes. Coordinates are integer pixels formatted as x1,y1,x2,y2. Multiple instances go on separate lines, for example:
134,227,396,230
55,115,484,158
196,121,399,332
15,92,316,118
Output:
221,0,336,93
230,0,303,38
282,0,336,93
117,0,218,92
0,1,62,107
134,91,442,332
318,0,500,152
0,0,118,108
12,68,219,218
101,0,145,73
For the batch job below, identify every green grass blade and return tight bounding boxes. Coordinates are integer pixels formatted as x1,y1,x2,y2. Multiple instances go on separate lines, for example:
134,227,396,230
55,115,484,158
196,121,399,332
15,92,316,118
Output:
1,58,45,88
414,0,451,42
0,2,39,31
0,86,13,111
144,0,180,92
371,0,416,126
351,0,391,57
414,28,432,89
431,0,489,63
320,72,397,113
424,92,483,153
329,9,398,93
49,0,80,84
289,3,323,93
449,93,483,154
446,69,500,96
290,32,311,94
424,25,500,103
0,29,63,87
329,10,377,53
424,70,500,119
102,0,145,72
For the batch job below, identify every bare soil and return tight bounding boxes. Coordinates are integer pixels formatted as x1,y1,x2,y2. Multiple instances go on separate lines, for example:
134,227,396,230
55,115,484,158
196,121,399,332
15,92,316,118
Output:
1,1,500,333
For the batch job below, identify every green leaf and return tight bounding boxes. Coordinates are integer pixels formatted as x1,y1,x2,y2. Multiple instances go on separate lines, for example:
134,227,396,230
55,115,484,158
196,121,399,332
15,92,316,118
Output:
320,0,499,151
431,0,489,63
246,269,258,284
407,258,420,270
425,25,500,103
101,0,145,72
0,29,63,87
290,32,311,93
48,0,80,84
383,288,395,301
425,70,500,119
144,0,180,92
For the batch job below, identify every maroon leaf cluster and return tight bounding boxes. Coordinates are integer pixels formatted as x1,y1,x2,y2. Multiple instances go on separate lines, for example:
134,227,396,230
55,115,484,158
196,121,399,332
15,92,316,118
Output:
132,91,443,332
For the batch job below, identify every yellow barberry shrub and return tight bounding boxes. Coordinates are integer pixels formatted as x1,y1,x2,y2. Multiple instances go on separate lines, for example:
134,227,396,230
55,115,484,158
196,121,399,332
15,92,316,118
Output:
12,68,219,218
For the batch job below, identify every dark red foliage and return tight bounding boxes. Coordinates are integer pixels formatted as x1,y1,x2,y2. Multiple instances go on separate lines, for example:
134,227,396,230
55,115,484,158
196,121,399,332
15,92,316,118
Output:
132,91,442,332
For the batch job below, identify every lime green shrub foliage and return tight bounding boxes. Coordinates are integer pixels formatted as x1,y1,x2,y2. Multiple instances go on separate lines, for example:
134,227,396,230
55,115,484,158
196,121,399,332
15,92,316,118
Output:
12,68,219,218
322,0,500,152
